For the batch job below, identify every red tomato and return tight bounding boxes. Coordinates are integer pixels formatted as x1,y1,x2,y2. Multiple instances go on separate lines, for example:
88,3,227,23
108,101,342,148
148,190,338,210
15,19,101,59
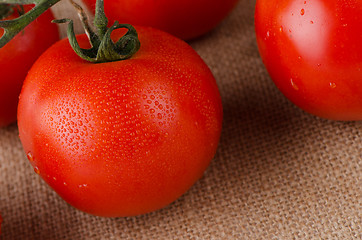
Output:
255,0,362,120
82,0,239,40
0,5,59,126
18,26,223,217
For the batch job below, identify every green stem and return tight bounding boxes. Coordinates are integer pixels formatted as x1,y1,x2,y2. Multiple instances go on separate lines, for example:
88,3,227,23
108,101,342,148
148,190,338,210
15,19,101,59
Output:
94,0,107,38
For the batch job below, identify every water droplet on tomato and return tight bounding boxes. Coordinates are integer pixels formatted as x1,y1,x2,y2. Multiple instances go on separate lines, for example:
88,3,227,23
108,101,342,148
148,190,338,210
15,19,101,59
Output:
27,152,34,162
34,167,40,175
279,26,283,32
329,82,337,89
300,9,305,15
290,78,299,90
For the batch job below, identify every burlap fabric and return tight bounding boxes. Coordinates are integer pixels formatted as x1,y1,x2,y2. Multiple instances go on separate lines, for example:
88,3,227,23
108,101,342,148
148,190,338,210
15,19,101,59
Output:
0,0,361,239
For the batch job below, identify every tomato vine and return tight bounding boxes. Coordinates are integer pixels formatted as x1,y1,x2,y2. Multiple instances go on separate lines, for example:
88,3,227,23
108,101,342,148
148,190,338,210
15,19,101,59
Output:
0,0,61,48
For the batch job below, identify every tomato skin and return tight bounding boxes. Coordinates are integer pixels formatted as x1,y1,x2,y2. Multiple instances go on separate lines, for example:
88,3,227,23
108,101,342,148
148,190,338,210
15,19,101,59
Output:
18,26,223,217
0,6,59,126
82,0,239,40
255,0,362,120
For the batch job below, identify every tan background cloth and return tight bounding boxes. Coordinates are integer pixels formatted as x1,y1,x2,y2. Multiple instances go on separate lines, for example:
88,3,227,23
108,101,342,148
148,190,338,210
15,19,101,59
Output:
0,0,361,239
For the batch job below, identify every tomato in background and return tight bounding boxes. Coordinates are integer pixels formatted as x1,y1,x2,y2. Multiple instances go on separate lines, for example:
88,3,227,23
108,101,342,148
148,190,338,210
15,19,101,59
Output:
255,0,362,120
17,26,223,217
82,0,239,40
0,5,59,127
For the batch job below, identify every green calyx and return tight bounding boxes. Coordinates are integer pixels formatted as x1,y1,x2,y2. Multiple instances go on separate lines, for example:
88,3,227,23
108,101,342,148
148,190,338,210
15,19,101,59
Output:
0,0,140,63
54,0,140,63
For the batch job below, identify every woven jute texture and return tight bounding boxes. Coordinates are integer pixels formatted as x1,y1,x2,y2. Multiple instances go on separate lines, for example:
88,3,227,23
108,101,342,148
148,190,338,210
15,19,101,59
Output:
0,0,361,239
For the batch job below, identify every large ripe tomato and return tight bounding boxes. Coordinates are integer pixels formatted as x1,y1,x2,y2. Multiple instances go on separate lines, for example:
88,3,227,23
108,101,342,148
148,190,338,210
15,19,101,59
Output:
82,0,239,40
255,0,362,120
0,4,59,126
18,26,223,217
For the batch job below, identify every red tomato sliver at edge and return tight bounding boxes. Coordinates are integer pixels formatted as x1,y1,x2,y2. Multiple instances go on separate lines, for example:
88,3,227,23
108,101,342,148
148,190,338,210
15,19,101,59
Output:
255,0,362,120
0,5,59,126
18,26,223,217
82,0,239,40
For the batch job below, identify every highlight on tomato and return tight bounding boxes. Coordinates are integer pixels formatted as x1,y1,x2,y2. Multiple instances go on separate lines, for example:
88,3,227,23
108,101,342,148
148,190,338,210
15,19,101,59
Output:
0,4,59,127
82,0,239,40
255,0,362,120
17,0,223,217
